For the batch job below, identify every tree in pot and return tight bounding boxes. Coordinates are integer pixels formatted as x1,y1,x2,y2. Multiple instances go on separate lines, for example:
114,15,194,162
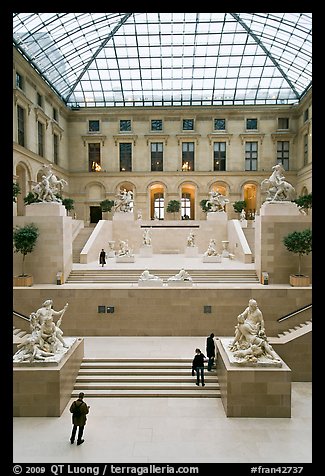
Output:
61,198,75,216
13,223,39,285
166,199,181,219
283,228,312,286
100,199,115,212
232,200,247,215
200,199,212,213
293,193,312,215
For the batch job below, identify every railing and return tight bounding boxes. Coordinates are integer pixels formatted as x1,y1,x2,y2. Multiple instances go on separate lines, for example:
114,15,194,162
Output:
13,310,30,322
277,304,312,323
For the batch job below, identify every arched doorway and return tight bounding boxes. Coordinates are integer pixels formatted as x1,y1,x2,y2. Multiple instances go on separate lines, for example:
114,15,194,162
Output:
180,183,196,219
149,183,165,220
243,183,257,219
15,163,29,216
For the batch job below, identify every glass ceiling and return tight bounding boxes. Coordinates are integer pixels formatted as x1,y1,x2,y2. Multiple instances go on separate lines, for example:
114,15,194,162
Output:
13,12,312,108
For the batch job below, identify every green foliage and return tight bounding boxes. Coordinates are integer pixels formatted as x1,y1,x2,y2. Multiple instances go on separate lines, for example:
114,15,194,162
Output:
166,200,181,214
233,200,246,213
61,198,75,213
13,223,39,277
283,228,312,276
24,191,41,205
200,199,211,213
13,182,21,202
100,199,115,212
293,193,312,213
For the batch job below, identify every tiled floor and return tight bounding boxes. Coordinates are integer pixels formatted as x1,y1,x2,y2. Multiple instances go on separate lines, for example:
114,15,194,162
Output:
13,337,312,464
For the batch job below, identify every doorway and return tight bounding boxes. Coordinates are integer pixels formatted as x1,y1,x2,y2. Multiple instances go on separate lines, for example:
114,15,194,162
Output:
90,206,102,223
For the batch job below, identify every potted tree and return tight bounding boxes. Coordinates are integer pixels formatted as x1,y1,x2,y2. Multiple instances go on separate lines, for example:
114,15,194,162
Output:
13,223,39,286
13,181,21,203
100,199,115,219
293,193,312,215
166,199,181,219
283,228,312,286
61,197,75,216
200,199,212,213
232,200,247,215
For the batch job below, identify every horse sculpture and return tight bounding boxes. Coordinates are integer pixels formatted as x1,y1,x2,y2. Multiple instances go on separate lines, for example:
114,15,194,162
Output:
114,189,134,213
206,190,230,212
261,164,296,202
31,164,68,202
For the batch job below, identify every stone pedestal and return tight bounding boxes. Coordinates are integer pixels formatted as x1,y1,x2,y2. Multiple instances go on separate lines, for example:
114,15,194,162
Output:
221,240,230,258
260,201,300,216
207,211,228,222
216,339,291,417
184,246,198,257
138,279,164,287
107,241,115,258
240,219,248,228
202,255,222,263
116,255,135,263
25,201,66,216
167,280,193,287
113,212,134,221
139,245,153,257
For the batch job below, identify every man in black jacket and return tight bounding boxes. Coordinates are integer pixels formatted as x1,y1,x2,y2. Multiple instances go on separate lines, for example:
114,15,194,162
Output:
69,392,90,445
206,333,215,371
192,348,206,386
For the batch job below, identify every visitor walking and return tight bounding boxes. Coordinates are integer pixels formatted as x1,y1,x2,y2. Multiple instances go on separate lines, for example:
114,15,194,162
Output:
69,392,90,445
99,249,106,267
191,348,206,386
206,333,215,371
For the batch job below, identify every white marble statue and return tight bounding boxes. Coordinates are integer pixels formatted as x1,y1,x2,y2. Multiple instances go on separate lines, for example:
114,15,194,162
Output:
139,269,161,281
137,209,143,220
117,239,133,257
114,188,134,213
229,299,281,363
13,300,69,362
240,209,246,221
206,190,229,212
142,228,151,246
261,164,296,202
204,238,220,257
31,163,68,203
168,268,192,282
186,230,195,247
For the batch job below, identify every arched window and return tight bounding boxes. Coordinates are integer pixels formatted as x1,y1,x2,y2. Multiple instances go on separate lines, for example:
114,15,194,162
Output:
154,193,164,219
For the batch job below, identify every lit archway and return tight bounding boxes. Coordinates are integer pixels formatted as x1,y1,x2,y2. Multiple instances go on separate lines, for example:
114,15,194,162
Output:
180,183,196,219
243,183,257,219
149,183,165,220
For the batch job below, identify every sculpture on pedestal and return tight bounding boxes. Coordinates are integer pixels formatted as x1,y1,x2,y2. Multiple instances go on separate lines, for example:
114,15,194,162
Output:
142,228,151,246
186,230,195,247
261,164,296,202
114,188,134,213
139,269,161,281
240,209,246,221
31,163,68,203
206,190,229,212
168,268,192,282
204,238,220,257
13,300,69,362
117,239,133,257
229,299,281,363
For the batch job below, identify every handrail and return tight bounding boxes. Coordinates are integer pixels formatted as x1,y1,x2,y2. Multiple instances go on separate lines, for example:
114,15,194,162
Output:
13,310,30,322
277,304,312,323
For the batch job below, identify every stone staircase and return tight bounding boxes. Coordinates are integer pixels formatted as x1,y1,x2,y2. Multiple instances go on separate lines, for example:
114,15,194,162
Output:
71,358,220,398
270,319,312,343
72,226,96,263
67,268,260,284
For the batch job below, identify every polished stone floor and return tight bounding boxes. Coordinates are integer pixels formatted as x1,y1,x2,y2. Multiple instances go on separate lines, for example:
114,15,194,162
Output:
13,337,312,464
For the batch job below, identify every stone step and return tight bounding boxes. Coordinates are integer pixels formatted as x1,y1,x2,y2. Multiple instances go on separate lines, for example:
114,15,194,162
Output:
76,375,218,383
79,368,215,376
71,389,220,398
74,382,220,390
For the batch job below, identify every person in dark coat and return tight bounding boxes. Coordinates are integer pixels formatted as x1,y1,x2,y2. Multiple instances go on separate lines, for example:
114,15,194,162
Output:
191,348,206,386
99,249,106,267
206,333,215,371
69,392,89,445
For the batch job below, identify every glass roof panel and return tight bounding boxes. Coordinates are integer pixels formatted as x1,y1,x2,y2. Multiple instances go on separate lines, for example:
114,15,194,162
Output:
13,12,312,107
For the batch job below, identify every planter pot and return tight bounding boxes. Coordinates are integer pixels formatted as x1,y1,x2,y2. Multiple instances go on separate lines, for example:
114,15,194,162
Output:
13,275,33,287
289,274,310,287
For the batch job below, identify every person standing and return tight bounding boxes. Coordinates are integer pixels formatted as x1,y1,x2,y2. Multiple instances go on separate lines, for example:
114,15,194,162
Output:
69,392,89,445
206,333,215,371
191,348,206,387
99,249,106,267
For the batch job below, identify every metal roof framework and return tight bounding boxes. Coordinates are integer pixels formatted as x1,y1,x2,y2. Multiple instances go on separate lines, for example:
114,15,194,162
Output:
13,12,312,108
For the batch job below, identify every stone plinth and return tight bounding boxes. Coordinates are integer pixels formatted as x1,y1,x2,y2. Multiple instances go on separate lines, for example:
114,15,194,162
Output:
216,339,291,418
167,280,193,287
25,202,66,216
202,255,222,263
13,337,84,416
240,219,248,228
139,245,153,257
184,246,198,257
113,212,134,221
116,255,135,263
138,279,164,287
207,211,228,222
260,201,300,216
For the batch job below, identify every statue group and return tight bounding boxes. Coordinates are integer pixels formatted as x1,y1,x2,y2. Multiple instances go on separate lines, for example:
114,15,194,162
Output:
114,188,134,213
31,163,68,203
261,164,296,202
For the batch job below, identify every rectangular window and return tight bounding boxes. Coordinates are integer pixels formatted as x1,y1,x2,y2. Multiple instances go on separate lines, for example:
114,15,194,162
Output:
53,134,59,165
120,119,131,132
88,120,100,132
119,143,132,171
304,134,308,166
151,119,163,131
277,141,289,170
37,93,43,108
53,108,58,121
17,105,25,147
37,121,44,157
151,143,163,171
181,193,191,218
182,142,194,171
182,119,194,131
278,118,289,129
88,143,101,172
246,118,258,130
154,193,164,219
16,72,23,89
213,142,226,171
304,109,309,122
245,142,258,171
214,118,226,130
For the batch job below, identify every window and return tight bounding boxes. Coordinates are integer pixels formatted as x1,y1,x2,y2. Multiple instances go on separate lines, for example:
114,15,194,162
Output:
17,105,25,147
53,134,59,165
88,120,100,132
304,134,308,166
16,71,23,89
88,143,101,172
182,142,194,171
278,118,289,129
119,143,132,171
37,93,43,108
304,108,309,122
120,120,131,132
245,142,258,171
181,193,191,218
213,142,226,171
214,119,226,130
182,119,194,131
151,119,163,131
246,118,258,130
37,121,44,157
151,143,163,171
154,193,164,219
53,108,58,121
277,141,289,170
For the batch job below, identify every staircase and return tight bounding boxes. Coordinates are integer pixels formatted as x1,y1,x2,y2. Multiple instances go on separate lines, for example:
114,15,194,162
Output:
270,319,312,343
72,226,95,263
71,358,220,398
67,268,260,284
